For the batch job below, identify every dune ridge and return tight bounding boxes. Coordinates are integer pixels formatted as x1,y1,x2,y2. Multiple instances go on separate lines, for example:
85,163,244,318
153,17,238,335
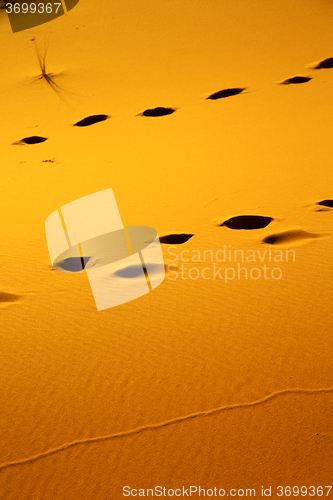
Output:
0,387,332,472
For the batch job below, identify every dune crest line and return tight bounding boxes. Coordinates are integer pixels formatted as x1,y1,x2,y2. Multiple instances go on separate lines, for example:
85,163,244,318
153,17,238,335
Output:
1,387,332,471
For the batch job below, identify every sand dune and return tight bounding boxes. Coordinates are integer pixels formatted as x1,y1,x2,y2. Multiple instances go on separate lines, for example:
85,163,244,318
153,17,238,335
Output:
1,0,333,498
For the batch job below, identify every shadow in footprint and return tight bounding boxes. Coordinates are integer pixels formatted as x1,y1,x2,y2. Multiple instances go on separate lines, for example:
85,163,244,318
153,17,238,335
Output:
114,262,175,279
311,57,333,70
159,234,194,244
220,215,274,230
139,107,176,117
73,115,110,127
206,88,246,100
279,76,312,85
114,264,145,279
317,200,333,208
263,230,319,245
53,256,90,272
0,291,21,305
13,136,47,145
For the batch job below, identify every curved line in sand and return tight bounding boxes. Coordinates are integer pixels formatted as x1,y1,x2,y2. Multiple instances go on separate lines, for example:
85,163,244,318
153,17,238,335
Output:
1,387,332,471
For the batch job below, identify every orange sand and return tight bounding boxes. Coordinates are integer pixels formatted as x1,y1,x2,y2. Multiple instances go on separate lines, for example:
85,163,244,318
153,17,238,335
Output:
0,0,333,498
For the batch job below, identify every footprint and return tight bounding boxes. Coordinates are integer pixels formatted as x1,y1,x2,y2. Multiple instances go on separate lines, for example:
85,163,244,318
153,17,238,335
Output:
0,291,21,306
159,234,194,244
263,229,319,245
114,264,146,279
73,115,109,127
220,215,274,230
53,256,90,272
317,199,333,208
139,107,176,117
114,263,176,279
310,57,333,70
278,76,312,85
13,136,47,145
206,88,246,100
42,158,57,163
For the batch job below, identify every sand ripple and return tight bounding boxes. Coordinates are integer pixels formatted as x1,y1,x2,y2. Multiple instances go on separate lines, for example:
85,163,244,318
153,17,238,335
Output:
0,387,332,472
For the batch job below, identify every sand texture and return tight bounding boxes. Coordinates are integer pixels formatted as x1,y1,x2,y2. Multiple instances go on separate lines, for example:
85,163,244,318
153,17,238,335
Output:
1,0,333,498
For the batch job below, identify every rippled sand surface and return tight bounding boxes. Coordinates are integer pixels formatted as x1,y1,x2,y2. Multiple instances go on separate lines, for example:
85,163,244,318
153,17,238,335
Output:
1,0,333,498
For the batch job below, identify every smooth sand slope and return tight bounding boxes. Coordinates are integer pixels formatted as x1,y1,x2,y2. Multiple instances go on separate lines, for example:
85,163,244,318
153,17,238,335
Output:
1,0,333,498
